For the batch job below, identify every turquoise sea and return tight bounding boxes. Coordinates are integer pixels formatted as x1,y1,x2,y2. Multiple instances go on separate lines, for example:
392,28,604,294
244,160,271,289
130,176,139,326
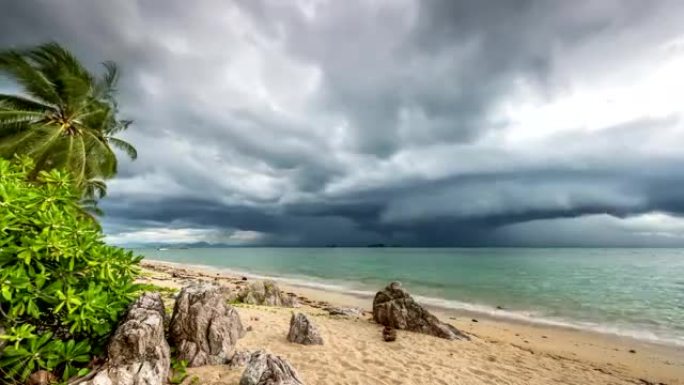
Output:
135,247,684,346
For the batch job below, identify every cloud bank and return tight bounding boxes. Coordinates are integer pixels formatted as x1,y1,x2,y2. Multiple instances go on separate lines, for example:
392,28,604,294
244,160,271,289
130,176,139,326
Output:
2,0,684,246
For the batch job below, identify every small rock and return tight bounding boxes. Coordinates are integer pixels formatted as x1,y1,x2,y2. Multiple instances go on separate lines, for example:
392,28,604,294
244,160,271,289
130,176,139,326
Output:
541,335,548,339
287,313,323,345
471,319,478,323
629,349,636,354
496,305,504,310
382,326,397,342
240,351,304,385
246,325,254,332
242,276,248,281
26,370,56,385
324,306,363,318
238,280,298,307
227,350,252,369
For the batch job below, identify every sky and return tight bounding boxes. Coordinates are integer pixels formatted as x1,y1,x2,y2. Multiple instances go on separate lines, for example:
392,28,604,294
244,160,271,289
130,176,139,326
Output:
2,0,684,247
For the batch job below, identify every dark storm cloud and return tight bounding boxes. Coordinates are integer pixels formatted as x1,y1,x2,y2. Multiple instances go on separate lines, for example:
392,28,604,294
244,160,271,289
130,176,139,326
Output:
2,0,684,246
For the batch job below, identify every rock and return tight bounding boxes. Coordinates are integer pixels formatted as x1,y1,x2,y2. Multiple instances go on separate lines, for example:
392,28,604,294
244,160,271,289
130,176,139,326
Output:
240,351,304,385
629,349,636,354
382,326,397,342
81,292,170,385
324,306,363,318
242,276,248,281
237,280,298,307
26,370,57,385
471,319,479,323
227,350,252,369
287,313,323,345
246,325,254,332
170,283,245,367
372,282,469,340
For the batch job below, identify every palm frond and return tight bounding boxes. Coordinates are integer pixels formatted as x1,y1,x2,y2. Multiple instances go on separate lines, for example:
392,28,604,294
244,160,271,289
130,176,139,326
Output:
107,136,137,160
0,94,53,112
0,50,60,105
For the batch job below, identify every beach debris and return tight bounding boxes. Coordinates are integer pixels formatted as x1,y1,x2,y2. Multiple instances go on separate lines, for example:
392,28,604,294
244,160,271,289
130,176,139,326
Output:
240,350,304,385
373,281,470,341
170,283,245,367
227,350,253,369
382,326,397,342
26,370,57,385
324,306,363,318
81,292,170,385
237,280,298,307
287,313,324,345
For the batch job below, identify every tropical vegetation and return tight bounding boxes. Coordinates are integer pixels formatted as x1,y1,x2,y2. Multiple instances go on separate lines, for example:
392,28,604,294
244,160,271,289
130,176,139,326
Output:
0,157,142,383
0,42,136,200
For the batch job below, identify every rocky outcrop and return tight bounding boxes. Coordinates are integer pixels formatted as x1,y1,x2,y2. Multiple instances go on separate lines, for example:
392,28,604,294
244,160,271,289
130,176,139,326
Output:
170,283,245,367
81,292,170,385
240,351,304,385
287,313,323,345
373,282,469,340
237,280,297,307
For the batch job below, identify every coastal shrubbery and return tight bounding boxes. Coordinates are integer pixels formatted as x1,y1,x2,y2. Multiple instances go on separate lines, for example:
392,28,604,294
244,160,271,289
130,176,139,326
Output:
0,157,141,382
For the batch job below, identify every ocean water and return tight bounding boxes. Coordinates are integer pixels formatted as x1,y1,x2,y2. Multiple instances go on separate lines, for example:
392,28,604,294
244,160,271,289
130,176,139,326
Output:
135,247,684,346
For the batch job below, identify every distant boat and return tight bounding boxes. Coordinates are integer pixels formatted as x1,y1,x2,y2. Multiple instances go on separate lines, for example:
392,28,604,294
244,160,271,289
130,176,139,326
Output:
157,247,169,251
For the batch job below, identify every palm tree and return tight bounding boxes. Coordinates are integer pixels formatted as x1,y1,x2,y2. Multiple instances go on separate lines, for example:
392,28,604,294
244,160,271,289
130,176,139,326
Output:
0,42,136,199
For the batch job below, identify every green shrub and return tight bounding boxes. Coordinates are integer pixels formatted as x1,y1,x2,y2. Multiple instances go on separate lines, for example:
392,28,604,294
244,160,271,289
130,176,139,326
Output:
0,157,142,383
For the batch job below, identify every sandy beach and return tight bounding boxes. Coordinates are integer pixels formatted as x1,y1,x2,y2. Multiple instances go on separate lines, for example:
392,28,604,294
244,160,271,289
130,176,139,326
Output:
140,260,684,385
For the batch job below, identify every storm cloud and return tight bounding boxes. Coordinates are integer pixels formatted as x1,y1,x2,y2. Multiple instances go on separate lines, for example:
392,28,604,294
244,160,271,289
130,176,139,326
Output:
2,0,684,246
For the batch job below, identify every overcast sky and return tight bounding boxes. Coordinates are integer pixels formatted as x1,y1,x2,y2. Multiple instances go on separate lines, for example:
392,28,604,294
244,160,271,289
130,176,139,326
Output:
2,0,684,246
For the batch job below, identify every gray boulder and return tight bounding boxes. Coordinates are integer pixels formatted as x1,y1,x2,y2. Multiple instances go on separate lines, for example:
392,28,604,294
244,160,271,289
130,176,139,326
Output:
286,313,323,345
238,280,297,307
373,282,469,340
81,292,170,385
170,283,245,367
240,351,304,385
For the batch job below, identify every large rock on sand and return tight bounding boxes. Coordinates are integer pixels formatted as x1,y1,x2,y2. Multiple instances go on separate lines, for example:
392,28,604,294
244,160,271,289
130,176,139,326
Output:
287,313,323,345
373,281,469,340
170,283,245,367
238,280,297,307
240,351,304,385
82,292,170,385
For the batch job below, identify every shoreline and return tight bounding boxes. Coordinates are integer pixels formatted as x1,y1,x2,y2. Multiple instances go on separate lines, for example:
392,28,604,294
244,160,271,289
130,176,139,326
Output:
142,258,682,348
141,259,684,385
